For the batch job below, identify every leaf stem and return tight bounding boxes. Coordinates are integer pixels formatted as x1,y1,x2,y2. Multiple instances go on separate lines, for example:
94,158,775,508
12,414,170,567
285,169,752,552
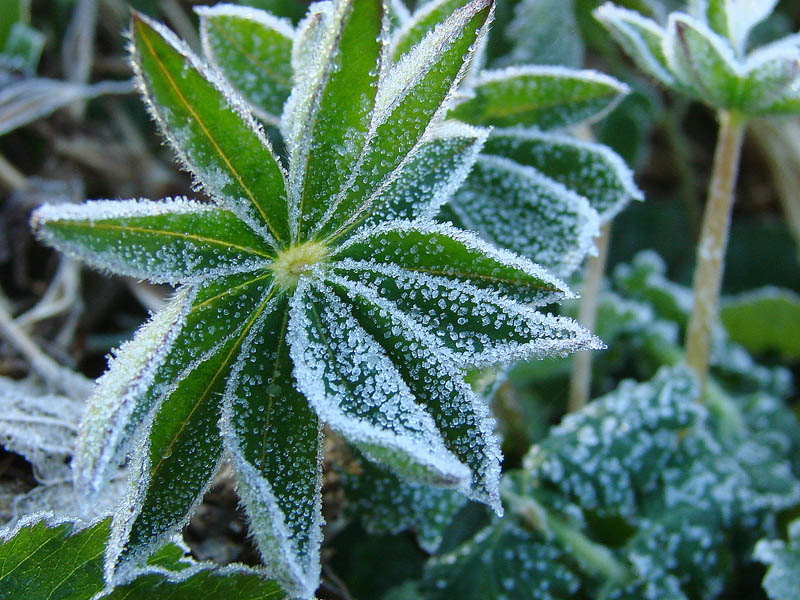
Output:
568,222,612,412
685,110,747,397
502,482,631,585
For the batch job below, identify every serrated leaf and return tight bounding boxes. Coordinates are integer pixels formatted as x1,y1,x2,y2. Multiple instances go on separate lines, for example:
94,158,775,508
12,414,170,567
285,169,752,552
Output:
131,12,290,246
481,129,642,222
313,0,493,241
341,455,467,553
334,221,573,306
0,515,287,600
420,520,581,600
720,287,800,359
444,155,599,277
448,66,629,130
222,296,323,599
31,199,272,284
594,3,678,89
756,518,800,600
198,4,294,124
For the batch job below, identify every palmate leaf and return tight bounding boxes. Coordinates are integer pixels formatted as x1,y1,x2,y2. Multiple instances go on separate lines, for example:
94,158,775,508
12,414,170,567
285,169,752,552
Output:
0,515,286,600
31,2,599,597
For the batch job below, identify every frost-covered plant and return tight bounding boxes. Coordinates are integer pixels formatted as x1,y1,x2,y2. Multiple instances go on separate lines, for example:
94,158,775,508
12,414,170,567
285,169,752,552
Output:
595,0,800,393
29,1,601,597
198,0,642,279
387,252,800,600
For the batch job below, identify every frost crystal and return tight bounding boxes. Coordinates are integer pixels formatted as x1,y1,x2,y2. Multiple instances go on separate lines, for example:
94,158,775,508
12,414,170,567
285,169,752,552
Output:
30,2,602,597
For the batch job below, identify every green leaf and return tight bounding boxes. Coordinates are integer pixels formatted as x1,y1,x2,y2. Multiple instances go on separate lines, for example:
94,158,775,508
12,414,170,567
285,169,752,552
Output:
198,5,294,123
131,12,290,246
284,0,384,241
720,287,800,359
448,66,630,130
497,0,584,69
481,129,642,222
525,366,700,519
445,155,600,277
334,221,573,306
0,515,286,599
756,518,800,600
664,13,742,108
0,22,45,74
689,0,779,54
313,0,493,241
222,296,323,599
420,520,580,600
0,0,29,50
593,3,678,88
354,120,488,232
111,289,279,575
290,279,470,485
341,455,467,553
31,200,273,284
390,0,472,60
331,258,598,367
76,271,275,502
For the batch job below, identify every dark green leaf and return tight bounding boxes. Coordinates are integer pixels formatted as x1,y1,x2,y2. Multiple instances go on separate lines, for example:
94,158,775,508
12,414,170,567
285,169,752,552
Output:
721,287,800,359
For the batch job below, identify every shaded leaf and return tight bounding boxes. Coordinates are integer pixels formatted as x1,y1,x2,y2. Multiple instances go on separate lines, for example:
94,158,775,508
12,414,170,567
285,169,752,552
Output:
721,287,800,359
448,66,629,130
198,4,294,123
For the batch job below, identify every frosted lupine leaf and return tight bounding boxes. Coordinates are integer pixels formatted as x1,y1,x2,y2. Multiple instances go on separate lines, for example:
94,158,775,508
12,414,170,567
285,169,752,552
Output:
613,251,793,395
755,518,800,600
444,155,599,277
75,272,272,502
332,258,600,367
524,366,700,519
497,0,584,69
334,220,573,306
131,13,290,246
0,377,83,484
663,13,743,108
756,77,800,114
482,130,642,223
593,4,678,89
313,0,493,241
738,37,800,113
720,287,800,359
341,454,467,553
0,515,287,599
221,295,323,599
420,521,581,600
286,0,384,241
689,0,779,55
448,66,630,130
31,199,272,285
352,120,487,231
327,274,502,511
109,288,278,579
389,0,472,60
289,279,470,486
197,4,294,124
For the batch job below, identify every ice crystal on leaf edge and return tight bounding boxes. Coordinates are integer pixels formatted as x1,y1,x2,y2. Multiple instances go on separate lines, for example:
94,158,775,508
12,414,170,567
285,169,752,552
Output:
30,1,601,598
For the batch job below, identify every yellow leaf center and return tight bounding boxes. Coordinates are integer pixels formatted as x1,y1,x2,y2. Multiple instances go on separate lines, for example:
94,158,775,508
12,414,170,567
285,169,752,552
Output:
269,241,328,291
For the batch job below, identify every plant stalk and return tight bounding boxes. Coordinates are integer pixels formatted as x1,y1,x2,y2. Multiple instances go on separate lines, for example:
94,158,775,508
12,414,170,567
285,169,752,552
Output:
685,110,747,396
568,222,612,412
